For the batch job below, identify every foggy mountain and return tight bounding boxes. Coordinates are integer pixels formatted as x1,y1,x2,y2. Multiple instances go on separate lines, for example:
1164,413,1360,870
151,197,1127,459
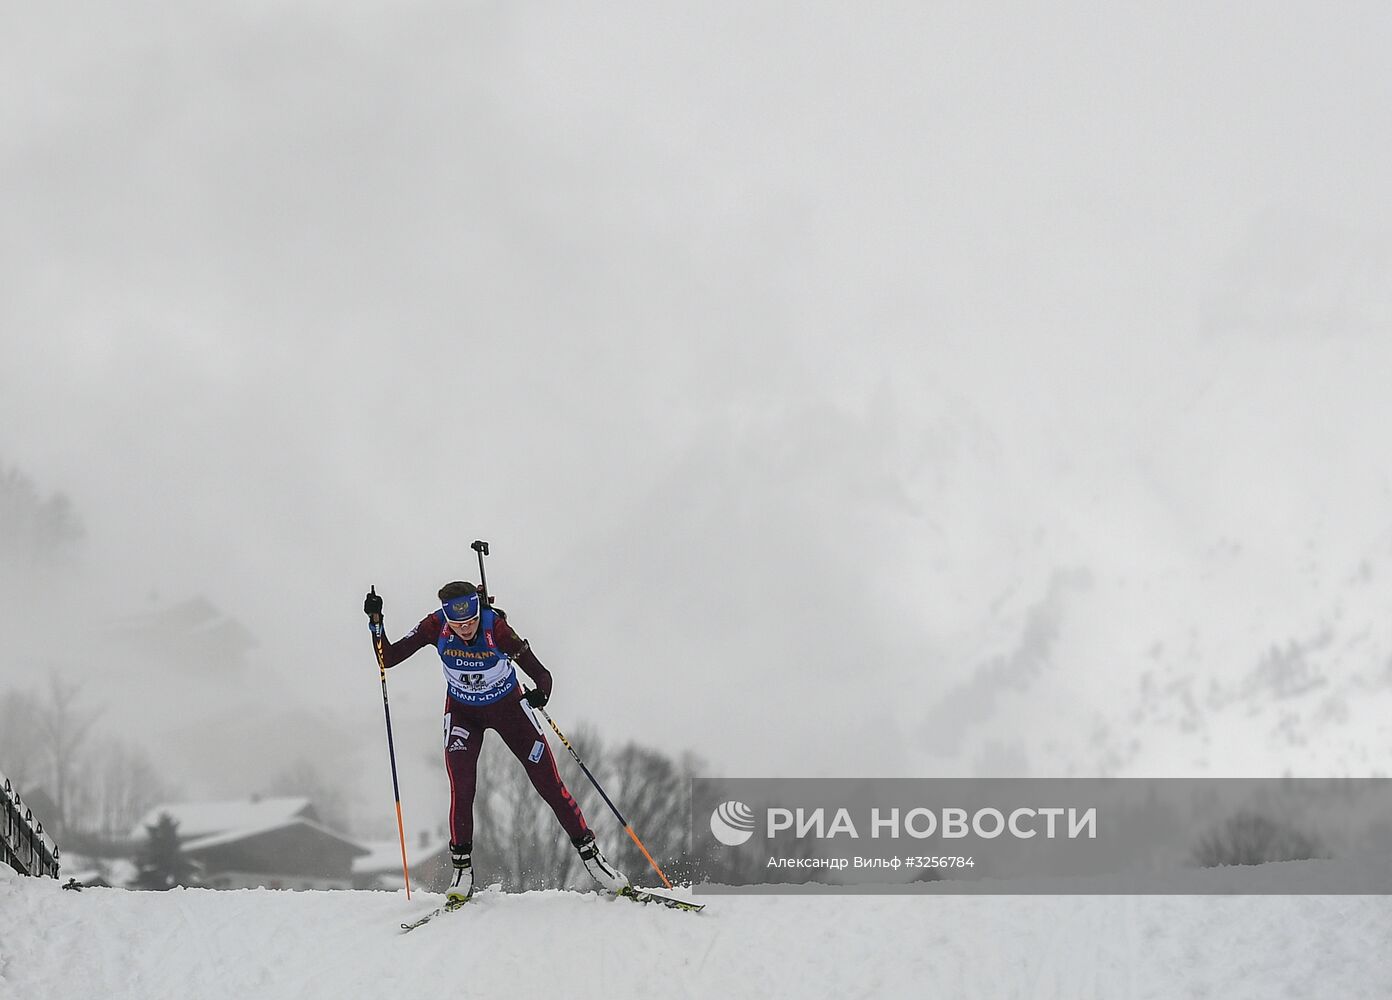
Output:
545,226,1392,783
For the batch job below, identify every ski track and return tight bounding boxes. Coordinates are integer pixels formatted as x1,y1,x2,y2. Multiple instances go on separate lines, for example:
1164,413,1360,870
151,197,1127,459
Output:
2,867,1389,1000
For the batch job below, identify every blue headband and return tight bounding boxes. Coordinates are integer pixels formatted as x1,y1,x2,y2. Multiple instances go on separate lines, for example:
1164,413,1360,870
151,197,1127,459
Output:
442,593,481,622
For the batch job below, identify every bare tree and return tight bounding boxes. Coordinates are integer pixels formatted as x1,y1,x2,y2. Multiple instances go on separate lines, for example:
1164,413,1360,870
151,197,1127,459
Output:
36,673,101,835
589,741,703,885
0,687,44,788
467,724,709,891
3,678,177,851
471,724,606,890
87,738,175,839
1191,810,1328,867
0,676,103,835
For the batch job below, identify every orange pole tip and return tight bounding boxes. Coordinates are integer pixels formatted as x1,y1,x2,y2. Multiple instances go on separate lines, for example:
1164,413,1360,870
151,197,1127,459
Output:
624,824,673,889
396,801,412,899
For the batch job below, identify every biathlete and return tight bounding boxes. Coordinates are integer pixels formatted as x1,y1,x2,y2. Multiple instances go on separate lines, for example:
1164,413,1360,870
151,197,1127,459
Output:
364,581,628,909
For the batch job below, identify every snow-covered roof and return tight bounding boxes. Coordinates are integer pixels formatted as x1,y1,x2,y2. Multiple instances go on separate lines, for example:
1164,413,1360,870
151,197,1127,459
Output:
182,818,368,857
130,797,314,841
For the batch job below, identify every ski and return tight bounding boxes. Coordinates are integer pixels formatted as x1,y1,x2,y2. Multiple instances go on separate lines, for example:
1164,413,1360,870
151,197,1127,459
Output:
399,898,470,932
618,886,705,913
399,888,703,931
399,906,448,932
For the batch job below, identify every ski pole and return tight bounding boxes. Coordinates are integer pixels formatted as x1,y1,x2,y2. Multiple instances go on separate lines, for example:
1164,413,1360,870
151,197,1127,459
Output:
369,585,412,899
531,697,674,889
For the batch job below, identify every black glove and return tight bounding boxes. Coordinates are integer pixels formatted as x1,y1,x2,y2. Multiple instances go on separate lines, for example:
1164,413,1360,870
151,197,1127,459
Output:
364,590,383,616
524,687,549,709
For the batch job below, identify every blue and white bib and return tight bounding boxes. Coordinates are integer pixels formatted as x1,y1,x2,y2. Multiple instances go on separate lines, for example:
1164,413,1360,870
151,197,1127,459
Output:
435,608,518,705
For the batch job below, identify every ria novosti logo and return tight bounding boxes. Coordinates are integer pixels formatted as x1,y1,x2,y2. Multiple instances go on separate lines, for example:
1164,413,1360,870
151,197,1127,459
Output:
709,800,757,846
706,801,1099,846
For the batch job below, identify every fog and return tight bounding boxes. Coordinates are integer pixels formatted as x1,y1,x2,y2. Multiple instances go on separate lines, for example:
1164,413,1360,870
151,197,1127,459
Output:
3,3,1391,839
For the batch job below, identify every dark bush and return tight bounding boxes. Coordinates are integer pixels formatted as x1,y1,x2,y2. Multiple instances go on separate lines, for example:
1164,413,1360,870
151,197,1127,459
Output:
1191,810,1327,868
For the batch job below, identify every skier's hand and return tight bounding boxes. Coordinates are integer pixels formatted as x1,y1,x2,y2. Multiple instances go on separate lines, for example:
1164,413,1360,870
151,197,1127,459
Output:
524,688,549,709
364,590,383,616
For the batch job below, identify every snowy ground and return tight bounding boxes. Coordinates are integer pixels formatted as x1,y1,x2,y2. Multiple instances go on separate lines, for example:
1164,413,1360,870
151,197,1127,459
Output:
2,864,1388,999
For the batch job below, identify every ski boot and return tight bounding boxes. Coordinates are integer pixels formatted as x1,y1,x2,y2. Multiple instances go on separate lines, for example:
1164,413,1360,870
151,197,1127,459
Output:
445,842,474,911
574,832,629,893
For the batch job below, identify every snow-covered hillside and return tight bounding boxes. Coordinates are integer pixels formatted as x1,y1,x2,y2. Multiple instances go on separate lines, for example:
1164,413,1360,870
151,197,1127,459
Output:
548,323,1392,783
3,864,1387,999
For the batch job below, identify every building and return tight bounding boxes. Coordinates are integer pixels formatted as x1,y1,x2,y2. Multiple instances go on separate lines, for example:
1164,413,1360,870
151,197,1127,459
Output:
131,797,368,890
352,828,452,891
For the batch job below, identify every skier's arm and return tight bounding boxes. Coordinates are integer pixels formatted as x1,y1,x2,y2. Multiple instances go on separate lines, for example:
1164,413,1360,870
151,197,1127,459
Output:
374,613,442,669
496,617,554,699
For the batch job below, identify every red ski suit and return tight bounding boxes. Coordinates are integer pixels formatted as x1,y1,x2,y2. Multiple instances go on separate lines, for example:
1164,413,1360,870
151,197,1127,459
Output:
375,610,589,847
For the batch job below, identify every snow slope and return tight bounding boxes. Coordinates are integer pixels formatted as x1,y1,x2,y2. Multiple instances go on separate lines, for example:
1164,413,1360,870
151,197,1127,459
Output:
533,324,1392,784
2,864,1387,999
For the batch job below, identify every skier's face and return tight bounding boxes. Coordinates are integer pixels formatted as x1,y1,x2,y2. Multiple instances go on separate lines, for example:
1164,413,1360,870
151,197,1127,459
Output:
448,616,480,641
